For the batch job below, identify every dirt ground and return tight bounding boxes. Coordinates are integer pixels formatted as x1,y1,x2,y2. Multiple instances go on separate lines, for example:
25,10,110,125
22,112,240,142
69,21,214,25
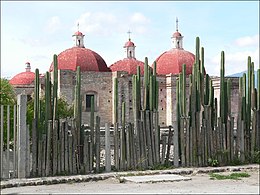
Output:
1,169,259,194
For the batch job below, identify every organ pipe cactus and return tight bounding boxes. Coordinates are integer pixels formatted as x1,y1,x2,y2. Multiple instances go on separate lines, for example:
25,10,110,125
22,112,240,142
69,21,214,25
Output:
34,68,40,136
113,77,118,124
45,71,51,132
52,54,58,121
74,66,82,133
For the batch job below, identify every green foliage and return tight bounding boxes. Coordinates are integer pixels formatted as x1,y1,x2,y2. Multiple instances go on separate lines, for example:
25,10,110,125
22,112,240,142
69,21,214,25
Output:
0,78,16,105
208,158,219,167
0,78,16,145
209,172,250,180
27,96,74,131
252,150,260,164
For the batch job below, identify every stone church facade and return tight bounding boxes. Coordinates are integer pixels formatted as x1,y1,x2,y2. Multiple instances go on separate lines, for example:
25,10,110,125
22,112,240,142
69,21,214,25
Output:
9,23,239,127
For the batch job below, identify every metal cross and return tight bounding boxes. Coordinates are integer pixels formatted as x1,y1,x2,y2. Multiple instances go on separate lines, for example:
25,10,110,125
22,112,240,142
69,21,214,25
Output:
127,30,132,39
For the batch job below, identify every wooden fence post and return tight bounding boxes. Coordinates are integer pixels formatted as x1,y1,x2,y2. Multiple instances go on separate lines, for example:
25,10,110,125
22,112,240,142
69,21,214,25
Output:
105,123,111,172
17,94,28,178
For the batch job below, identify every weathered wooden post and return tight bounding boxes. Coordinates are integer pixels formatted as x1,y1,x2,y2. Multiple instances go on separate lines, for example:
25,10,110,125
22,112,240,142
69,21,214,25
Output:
17,94,28,178
0,105,4,179
105,123,111,172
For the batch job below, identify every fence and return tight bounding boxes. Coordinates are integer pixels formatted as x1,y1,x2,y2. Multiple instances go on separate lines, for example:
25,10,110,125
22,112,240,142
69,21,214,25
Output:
1,95,259,180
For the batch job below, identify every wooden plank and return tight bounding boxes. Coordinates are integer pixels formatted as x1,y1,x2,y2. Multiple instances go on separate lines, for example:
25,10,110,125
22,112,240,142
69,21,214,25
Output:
72,134,77,174
68,134,73,174
173,122,179,167
240,121,245,162
138,120,145,169
64,121,69,174
83,134,89,173
179,118,185,166
166,125,173,165
150,111,155,165
37,139,42,176
145,110,153,166
95,116,100,173
230,117,234,162
185,118,190,167
114,123,119,171
133,122,139,169
105,123,111,172
120,125,126,170
126,124,131,170
60,121,65,173
46,120,52,176
41,134,46,177
161,135,167,165
52,120,58,176
154,111,160,164
141,111,148,168
13,105,17,178
7,105,10,178
31,119,37,177
0,105,4,179
130,123,135,169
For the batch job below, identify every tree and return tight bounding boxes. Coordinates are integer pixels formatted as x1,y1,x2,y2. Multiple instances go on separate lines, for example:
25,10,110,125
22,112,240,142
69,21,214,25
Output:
0,78,16,147
0,78,16,105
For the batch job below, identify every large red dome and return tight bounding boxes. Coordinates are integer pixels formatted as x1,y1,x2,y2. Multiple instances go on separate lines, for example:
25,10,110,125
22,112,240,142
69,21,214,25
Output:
155,49,195,75
49,47,110,72
9,71,35,85
110,58,144,75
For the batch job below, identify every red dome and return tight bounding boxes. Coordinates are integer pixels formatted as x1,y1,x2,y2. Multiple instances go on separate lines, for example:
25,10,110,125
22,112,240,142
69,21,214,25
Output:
49,47,110,72
172,31,182,38
9,71,35,85
155,49,195,75
74,31,83,36
110,58,144,75
124,40,135,47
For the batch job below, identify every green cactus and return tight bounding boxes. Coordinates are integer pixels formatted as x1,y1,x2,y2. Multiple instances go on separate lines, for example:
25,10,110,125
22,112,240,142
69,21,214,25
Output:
220,51,226,123
45,71,51,133
52,54,58,121
257,69,260,111
113,77,118,124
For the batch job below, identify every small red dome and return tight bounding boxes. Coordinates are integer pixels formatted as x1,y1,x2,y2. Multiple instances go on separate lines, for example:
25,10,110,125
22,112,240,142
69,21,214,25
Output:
74,31,83,36
49,47,110,72
155,49,195,75
110,58,144,75
124,39,135,47
9,71,35,85
172,31,182,38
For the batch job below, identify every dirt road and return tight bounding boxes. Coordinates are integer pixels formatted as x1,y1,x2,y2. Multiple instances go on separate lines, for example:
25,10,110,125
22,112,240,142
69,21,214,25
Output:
1,169,259,194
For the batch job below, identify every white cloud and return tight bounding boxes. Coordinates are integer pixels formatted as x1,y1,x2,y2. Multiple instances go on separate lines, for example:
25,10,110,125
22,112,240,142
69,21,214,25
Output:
208,48,259,76
130,12,150,24
45,16,61,34
234,34,259,47
73,11,150,36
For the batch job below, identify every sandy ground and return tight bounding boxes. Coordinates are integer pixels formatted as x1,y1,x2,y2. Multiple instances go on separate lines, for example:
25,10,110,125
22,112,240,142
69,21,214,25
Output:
1,169,259,194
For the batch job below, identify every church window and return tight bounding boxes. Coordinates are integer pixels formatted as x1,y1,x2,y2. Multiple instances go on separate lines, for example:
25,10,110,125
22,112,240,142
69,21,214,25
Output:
86,94,94,111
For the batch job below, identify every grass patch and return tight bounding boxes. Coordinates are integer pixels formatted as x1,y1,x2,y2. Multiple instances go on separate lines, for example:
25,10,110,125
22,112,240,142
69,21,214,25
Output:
209,172,250,180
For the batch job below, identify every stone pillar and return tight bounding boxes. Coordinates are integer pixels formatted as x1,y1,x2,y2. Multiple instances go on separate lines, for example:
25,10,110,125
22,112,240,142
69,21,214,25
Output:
105,123,111,172
17,94,28,178
166,74,177,126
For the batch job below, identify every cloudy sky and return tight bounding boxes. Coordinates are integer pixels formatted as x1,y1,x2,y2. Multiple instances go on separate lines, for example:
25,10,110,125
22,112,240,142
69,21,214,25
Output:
1,1,259,79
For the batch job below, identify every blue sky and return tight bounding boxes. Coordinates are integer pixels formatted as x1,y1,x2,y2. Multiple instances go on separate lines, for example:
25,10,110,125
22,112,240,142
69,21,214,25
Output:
1,1,259,79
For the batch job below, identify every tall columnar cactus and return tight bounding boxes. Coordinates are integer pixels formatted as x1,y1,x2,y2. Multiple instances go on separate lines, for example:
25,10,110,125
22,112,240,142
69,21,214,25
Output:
45,71,51,132
220,51,226,123
143,57,149,110
113,77,118,124
74,66,82,135
34,68,40,135
257,69,260,111
52,54,58,120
